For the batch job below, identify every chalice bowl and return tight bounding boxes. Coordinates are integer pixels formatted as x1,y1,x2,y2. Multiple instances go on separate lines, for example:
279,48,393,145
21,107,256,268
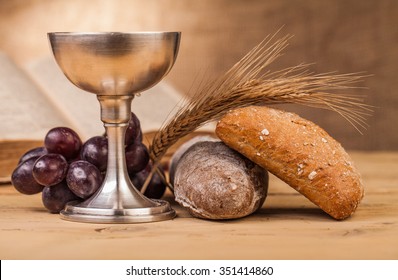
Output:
48,32,180,223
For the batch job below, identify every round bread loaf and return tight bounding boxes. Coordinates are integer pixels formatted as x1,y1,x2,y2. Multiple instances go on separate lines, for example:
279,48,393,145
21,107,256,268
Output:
173,141,268,220
216,106,364,220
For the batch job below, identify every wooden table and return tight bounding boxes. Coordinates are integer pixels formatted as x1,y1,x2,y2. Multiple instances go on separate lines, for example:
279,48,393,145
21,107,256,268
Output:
0,152,397,260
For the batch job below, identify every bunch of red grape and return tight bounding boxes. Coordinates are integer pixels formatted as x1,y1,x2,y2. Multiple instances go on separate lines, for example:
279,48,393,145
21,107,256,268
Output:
11,112,166,214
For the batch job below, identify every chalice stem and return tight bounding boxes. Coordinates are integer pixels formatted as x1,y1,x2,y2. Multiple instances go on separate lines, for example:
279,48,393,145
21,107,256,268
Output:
89,95,154,208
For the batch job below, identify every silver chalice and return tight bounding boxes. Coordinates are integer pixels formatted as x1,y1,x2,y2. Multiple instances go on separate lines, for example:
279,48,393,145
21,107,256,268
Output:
48,32,180,223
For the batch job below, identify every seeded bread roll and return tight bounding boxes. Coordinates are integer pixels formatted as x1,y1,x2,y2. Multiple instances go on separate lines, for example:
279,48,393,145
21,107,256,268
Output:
216,106,364,220
173,141,268,220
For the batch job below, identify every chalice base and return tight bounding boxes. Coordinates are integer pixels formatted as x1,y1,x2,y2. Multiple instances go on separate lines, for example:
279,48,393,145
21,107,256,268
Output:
60,199,176,223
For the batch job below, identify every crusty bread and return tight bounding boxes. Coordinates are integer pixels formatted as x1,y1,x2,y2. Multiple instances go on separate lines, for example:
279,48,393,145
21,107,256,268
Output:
173,141,268,220
216,106,364,220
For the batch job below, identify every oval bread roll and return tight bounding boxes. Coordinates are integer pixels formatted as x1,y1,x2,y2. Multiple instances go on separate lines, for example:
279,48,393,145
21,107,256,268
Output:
215,106,364,220
173,141,268,220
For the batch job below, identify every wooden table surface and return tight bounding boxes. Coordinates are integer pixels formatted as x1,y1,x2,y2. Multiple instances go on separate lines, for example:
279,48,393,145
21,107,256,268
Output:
0,152,397,260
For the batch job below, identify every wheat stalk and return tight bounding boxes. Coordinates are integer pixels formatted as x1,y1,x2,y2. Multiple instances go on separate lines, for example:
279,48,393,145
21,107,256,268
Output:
148,34,371,167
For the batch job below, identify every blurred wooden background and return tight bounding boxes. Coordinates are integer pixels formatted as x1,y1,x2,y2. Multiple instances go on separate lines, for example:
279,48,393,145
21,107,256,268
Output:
0,0,396,150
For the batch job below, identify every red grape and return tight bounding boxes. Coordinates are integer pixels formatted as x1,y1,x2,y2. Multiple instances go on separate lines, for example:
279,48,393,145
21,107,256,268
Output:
11,156,45,195
44,127,82,160
32,154,68,187
12,111,157,215
80,136,108,171
125,112,142,145
42,181,81,213
18,146,47,164
125,142,149,174
130,163,166,199
66,160,102,199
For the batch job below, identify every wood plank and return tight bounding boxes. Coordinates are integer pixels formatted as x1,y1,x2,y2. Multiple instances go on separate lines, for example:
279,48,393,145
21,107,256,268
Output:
0,152,397,259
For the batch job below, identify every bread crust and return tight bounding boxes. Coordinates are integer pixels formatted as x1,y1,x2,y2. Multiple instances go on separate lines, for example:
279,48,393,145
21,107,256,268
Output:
216,106,364,220
169,135,218,186
174,141,268,220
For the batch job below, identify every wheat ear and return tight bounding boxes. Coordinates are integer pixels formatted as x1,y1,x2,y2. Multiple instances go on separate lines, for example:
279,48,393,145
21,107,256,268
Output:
149,34,372,168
